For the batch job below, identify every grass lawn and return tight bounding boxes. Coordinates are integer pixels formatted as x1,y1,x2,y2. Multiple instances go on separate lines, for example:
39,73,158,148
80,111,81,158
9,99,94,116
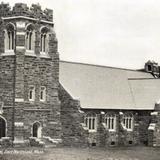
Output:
0,146,160,160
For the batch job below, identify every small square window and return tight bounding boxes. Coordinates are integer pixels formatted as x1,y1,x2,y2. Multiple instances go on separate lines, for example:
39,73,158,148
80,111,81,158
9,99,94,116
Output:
28,86,35,101
40,86,46,102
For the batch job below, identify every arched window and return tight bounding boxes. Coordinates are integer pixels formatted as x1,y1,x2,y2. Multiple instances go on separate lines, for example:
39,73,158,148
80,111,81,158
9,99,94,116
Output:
4,23,15,51
28,86,35,101
84,113,97,132
26,24,35,51
40,86,46,102
122,113,133,131
104,113,116,131
32,122,42,138
40,27,49,53
0,116,6,139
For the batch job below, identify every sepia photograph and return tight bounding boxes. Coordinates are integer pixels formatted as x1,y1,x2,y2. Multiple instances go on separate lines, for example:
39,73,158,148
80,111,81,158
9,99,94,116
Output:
0,0,160,159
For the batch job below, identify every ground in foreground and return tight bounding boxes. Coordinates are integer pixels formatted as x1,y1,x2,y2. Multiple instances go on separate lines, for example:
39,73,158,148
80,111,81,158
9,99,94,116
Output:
0,147,160,160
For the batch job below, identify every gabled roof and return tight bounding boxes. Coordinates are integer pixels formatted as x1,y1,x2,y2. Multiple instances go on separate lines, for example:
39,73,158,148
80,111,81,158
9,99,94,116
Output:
59,61,160,110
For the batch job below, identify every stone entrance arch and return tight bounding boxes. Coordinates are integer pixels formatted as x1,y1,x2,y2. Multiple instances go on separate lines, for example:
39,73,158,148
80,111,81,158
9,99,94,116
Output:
32,122,42,138
0,116,6,138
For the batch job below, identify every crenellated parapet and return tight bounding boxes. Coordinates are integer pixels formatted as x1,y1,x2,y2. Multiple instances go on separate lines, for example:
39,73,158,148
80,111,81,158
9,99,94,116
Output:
0,3,53,22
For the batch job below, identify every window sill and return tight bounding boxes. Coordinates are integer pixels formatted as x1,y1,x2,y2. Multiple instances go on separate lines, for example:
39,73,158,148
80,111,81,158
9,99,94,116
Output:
2,50,15,56
28,100,35,102
25,50,36,57
126,129,133,132
26,50,34,53
40,100,46,103
108,129,116,132
40,52,50,58
88,130,97,133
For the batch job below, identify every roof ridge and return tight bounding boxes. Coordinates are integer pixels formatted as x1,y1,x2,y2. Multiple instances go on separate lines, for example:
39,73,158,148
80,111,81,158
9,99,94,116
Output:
60,60,145,72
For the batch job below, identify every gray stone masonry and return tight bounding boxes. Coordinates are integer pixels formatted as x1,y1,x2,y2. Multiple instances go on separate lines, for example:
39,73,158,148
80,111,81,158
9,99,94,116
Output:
0,3,61,145
0,3,53,22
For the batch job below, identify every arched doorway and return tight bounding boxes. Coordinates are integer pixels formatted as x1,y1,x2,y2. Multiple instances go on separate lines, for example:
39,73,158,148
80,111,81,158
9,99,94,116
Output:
0,117,6,138
32,122,41,138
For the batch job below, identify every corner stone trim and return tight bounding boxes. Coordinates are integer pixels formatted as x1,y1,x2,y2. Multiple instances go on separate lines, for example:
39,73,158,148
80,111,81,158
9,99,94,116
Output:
15,98,24,102
15,122,24,127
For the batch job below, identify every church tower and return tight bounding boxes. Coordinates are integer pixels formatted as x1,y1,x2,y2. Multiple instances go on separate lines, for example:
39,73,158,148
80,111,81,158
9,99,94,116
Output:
0,3,61,145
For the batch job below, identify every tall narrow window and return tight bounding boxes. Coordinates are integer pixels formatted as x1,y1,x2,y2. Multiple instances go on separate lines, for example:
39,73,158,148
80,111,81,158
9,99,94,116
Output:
40,86,46,102
147,65,152,72
28,86,35,101
122,114,133,131
84,113,97,132
5,23,15,51
104,114,116,131
40,27,49,53
0,116,6,139
26,24,35,51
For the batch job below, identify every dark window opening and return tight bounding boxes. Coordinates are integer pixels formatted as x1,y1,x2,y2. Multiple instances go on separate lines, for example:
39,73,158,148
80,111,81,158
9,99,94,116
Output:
143,141,148,146
0,118,6,138
148,65,152,71
40,91,43,100
129,141,133,145
92,142,96,146
89,118,91,129
40,34,43,51
29,32,32,50
33,122,40,138
29,90,33,100
111,141,115,146
92,118,95,129
111,118,114,129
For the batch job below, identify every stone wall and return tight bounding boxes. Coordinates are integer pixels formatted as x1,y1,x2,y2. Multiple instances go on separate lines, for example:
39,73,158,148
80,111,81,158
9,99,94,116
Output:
0,3,53,22
138,112,151,145
91,110,151,147
0,2,155,148
148,105,160,147
0,56,14,105
58,87,152,148
0,4,61,143
0,55,15,138
59,84,88,147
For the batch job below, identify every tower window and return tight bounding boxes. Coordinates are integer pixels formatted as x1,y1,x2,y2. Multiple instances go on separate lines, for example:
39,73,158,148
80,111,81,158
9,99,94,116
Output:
28,86,35,101
4,23,15,51
84,113,97,132
104,114,116,131
40,27,49,53
40,86,46,101
26,24,35,50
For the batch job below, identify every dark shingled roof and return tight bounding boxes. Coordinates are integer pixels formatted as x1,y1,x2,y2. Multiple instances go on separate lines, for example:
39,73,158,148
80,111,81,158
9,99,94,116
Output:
59,61,160,110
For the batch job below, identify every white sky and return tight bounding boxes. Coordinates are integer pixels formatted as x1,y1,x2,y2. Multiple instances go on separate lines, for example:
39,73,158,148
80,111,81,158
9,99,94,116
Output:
2,0,160,69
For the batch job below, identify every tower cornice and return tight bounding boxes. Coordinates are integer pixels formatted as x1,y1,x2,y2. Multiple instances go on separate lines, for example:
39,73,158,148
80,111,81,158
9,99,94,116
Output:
0,3,53,22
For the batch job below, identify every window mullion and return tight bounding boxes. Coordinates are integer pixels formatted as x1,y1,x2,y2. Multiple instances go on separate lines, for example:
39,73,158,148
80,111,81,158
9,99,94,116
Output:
29,32,32,50
40,34,43,52
12,31,14,49
8,32,10,49
111,117,114,129
43,35,45,52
